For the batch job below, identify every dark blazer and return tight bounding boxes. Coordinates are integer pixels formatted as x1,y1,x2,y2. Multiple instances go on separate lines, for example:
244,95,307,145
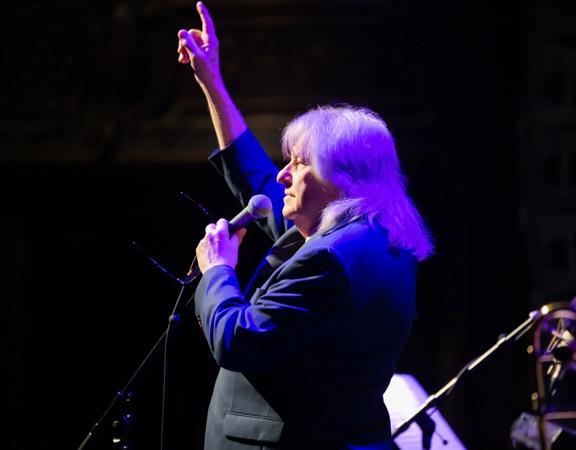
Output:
194,130,417,450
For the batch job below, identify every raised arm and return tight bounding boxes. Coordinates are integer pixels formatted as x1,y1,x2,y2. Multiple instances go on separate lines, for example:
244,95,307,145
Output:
177,2,289,240
177,1,246,149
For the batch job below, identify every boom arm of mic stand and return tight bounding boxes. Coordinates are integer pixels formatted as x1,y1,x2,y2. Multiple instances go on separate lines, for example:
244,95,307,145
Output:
392,310,540,442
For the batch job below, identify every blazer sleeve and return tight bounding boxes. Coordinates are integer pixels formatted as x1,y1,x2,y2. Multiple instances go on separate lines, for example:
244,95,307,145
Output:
209,129,290,242
194,247,351,372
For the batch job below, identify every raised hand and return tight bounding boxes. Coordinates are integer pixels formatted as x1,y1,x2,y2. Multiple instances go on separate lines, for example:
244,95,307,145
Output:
177,2,220,86
176,1,246,148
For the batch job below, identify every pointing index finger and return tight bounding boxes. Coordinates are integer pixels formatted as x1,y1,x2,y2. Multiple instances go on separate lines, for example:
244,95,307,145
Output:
197,1,216,37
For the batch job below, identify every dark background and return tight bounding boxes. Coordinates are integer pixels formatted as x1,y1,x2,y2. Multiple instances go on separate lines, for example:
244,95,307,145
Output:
2,1,576,449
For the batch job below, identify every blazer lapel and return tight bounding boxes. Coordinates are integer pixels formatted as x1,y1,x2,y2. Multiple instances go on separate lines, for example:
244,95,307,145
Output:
244,227,305,298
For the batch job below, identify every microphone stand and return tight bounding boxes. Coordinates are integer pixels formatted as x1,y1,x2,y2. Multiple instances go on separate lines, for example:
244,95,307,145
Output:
392,309,541,448
79,193,271,449
78,266,201,450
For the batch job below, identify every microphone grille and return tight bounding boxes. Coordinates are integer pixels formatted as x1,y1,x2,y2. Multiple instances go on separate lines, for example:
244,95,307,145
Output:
248,194,273,219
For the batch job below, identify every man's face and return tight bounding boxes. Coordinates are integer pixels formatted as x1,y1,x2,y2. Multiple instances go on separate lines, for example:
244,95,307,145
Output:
276,144,339,237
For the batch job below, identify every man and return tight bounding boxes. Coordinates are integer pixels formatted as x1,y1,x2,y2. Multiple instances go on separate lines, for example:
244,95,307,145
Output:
177,3,433,449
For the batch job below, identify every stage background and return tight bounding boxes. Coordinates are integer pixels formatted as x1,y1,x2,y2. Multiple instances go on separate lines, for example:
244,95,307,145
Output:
2,1,575,449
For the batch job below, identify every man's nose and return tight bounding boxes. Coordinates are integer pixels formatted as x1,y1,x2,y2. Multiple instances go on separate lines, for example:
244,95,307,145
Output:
277,163,292,185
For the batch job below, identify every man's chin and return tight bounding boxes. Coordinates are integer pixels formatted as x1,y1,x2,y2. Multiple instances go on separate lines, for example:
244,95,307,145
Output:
282,208,295,221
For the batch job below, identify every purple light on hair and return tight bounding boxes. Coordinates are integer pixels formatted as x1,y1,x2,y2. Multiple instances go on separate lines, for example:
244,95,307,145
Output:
282,104,434,261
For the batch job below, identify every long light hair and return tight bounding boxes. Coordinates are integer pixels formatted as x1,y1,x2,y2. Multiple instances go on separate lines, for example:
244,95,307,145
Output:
281,104,434,261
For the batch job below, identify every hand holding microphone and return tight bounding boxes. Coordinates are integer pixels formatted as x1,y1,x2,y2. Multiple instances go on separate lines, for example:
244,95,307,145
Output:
194,195,272,274
196,219,246,273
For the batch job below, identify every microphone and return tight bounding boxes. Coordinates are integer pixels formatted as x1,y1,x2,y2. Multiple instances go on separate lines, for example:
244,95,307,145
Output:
228,194,273,233
184,195,272,284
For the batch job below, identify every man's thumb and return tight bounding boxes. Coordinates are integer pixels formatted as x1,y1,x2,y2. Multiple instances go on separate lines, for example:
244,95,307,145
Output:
234,228,248,245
